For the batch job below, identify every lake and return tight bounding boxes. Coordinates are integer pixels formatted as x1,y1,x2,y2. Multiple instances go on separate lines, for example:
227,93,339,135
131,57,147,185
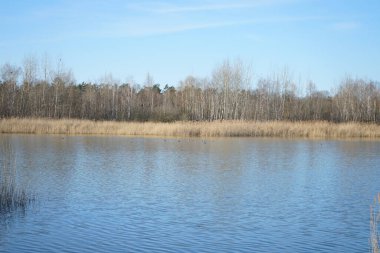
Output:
0,135,379,252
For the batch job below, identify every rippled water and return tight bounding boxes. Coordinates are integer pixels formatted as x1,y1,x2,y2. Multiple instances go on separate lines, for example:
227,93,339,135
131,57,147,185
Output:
0,135,379,252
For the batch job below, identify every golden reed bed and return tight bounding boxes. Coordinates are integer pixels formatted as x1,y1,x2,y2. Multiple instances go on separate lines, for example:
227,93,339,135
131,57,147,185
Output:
1,118,380,139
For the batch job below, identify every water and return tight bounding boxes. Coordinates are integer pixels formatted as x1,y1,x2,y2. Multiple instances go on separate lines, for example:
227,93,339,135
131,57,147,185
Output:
0,135,379,252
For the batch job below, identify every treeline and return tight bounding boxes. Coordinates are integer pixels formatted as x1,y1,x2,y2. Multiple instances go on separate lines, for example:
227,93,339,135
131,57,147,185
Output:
1,58,379,122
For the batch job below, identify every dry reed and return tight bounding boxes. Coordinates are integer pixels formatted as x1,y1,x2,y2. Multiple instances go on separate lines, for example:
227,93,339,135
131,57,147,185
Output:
0,183,31,213
0,144,34,214
371,193,380,253
1,118,380,139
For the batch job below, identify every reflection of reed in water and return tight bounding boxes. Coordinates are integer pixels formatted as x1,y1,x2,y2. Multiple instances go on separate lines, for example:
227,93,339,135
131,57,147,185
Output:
0,144,34,214
371,193,380,253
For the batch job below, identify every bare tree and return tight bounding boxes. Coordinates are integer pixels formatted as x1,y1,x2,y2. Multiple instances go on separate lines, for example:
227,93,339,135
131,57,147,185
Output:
0,63,21,117
0,57,379,123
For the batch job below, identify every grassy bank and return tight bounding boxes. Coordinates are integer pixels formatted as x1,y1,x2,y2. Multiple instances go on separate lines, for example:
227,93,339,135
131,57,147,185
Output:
1,118,380,138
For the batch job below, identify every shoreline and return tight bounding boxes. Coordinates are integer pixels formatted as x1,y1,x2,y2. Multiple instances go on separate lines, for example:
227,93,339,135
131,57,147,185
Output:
1,118,380,139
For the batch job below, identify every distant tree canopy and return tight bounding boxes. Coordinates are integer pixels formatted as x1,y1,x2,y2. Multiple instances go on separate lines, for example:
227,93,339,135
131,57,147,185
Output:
0,58,379,122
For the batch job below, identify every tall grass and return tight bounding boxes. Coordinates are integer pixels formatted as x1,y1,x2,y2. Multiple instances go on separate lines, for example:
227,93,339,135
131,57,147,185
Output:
1,118,380,138
0,182,31,213
0,144,34,214
371,193,380,253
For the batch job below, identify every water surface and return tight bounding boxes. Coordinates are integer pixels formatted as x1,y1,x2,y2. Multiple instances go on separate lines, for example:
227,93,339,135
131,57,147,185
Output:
0,135,379,252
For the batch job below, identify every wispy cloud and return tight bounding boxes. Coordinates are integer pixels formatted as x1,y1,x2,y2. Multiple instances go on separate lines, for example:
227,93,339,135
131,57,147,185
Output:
133,0,296,14
93,15,326,38
2,0,326,42
91,20,244,38
153,1,271,13
331,21,360,31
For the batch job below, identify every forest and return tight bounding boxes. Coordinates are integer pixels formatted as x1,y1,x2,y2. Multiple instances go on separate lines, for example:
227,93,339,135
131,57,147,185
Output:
1,57,379,123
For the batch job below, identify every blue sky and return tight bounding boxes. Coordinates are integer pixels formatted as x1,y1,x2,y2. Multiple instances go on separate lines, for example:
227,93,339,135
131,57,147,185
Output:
1,0,379,91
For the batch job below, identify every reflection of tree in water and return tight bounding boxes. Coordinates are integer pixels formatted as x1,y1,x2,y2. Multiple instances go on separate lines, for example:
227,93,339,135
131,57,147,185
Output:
0,143,35,217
